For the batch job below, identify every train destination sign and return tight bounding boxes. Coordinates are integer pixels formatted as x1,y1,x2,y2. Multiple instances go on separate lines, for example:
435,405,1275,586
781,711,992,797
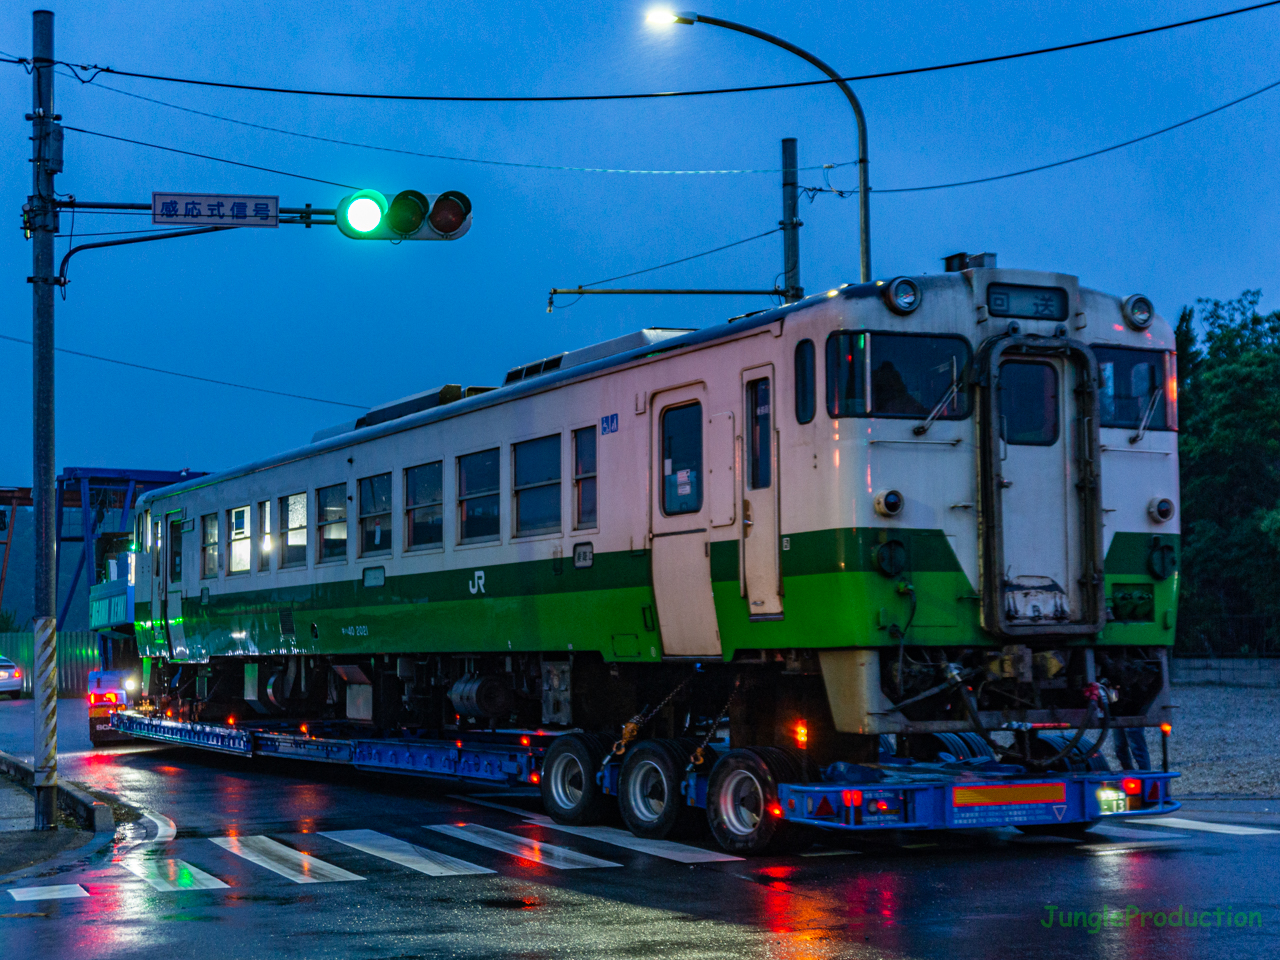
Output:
986,282,1068,321
151,192,279,228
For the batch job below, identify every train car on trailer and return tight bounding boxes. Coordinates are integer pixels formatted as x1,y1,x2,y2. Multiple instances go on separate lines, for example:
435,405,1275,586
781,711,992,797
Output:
116,255,1181,853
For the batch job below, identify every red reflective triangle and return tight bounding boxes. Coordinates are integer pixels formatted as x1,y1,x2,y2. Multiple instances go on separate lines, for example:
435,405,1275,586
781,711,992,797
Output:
815,796,836,817
1147,781,1160,802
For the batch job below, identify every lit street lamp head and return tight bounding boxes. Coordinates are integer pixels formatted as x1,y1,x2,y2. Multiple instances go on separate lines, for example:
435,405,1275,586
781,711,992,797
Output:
646,10,698,25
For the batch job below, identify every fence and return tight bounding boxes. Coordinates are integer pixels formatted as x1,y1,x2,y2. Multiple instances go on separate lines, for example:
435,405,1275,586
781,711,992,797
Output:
1177,615,1278,658
0,631,100,696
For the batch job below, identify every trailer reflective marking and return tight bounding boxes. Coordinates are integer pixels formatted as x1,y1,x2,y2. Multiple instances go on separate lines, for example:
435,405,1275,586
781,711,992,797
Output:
952,783,1066,806
141,809,177,842
122,856,229,891
210,836,366,883
6,884,89,901
523,814,743,863
1133,817,1280,836
320,829,494,876
425,823,622,869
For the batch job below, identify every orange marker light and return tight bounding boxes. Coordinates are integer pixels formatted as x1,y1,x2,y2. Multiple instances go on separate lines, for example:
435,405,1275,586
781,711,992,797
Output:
520,736,530,747
1160,723,1172,736
770,805,784,818
794,722,808,749
300,724,309,735
530,772,540,784
227,716,235,726
165,709,173,718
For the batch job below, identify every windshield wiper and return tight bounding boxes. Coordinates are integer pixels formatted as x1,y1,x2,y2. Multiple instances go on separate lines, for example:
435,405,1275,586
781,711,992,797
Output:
914,358,960,436
1129,388,1163,444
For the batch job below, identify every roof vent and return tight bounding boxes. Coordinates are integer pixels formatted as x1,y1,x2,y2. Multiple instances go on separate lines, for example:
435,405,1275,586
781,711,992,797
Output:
504,328,695,385
311,383,497,443
944,252,997,272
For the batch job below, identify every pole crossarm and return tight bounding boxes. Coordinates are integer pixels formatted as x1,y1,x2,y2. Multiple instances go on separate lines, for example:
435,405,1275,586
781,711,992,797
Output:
57,225,238,285
550,288,780,295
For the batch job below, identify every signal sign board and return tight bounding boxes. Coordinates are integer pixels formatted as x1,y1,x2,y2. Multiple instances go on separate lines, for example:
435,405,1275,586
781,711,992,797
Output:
152,192,279,228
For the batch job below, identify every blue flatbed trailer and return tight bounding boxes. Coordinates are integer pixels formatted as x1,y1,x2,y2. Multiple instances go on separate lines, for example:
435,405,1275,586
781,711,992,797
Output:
112,710,1179,838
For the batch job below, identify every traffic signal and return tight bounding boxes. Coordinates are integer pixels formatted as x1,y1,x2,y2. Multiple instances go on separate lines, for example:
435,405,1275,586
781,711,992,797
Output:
335,189,472,240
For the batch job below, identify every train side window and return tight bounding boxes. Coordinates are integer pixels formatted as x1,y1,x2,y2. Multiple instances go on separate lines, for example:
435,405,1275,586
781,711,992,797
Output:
317,483,348,562
405,462,444,551
573,426,597,529
168,519,182,583
257,500,272,571
794,339,816,424
280,493,308,568
661,402,703,516
200,513,219,579
999,361,1059,445
747,378,772,489
458,448,501,544
826,332,866,417
514,435,561,537
227,505,250,574
359,473,392,557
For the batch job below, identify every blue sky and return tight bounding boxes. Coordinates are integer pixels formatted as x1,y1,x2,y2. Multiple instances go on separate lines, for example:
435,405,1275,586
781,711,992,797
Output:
1,0,1276,481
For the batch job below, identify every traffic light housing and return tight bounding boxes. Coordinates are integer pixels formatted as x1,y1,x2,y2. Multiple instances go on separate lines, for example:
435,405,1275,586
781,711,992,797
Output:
336,189,472,240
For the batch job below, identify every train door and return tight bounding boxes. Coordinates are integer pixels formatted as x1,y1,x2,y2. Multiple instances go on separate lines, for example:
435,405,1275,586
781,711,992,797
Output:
650,385,721,657
163,515,187,657
979,338,1103,637
740,365,783,618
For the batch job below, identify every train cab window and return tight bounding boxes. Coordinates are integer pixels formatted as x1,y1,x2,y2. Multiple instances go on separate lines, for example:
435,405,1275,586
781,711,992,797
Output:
999,361,1059,445
747,378,772,489
458,448,501,543
405,462,444,550
827,331,972,420
1094,346,1169,430
514,435,562,536
257,501,272,571
168,519,182,583
317,483,348,562
280,493,307,568
227,506,250,574
661,402,703,516
359,473,392,557
573,426,597,529
794,339,816,424
200,514,219,579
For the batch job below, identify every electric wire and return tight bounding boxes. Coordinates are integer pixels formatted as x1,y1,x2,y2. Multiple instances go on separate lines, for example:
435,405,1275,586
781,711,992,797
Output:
19,1,1277,103
0,333,368,409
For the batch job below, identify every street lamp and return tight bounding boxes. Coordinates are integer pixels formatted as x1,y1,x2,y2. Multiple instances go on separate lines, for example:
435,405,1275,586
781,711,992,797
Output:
647,10,872,283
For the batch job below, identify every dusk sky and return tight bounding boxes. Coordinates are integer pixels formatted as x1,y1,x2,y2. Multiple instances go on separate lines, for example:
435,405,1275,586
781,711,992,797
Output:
2,0,1277,481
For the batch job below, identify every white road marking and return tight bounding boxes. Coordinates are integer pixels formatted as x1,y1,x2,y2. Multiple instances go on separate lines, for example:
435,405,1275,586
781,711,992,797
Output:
210,835,365,883
524,814,742,863
121,855,229,891
141,809,177,842
801,849,863,858
1131,816,1280,836
1091,824,1190,841
1081,841,1179,856
425,823,621,869
446,794,537,818
320,829,494,877
6,884,89,901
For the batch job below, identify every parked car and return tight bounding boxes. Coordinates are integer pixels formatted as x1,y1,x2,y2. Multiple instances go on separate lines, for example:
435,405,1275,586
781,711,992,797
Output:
0,657,23,699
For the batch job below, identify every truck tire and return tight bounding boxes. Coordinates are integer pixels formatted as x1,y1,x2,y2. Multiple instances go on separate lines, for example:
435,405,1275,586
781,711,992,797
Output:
705,747,802,855
618,739,702,840
540,733,611,826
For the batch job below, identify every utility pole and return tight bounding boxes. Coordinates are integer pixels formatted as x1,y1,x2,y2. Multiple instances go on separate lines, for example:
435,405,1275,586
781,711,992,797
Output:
781,138,802,302
29,8,59,831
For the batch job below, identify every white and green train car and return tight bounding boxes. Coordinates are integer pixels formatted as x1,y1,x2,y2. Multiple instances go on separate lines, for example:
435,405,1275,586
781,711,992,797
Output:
129,259,1179,847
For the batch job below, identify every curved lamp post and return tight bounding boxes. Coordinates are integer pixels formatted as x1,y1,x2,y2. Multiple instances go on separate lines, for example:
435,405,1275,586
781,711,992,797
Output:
648,10,871,283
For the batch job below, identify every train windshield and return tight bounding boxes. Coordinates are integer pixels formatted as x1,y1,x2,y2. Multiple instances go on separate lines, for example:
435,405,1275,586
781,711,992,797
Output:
1095,346,1168,430
826,332,972,419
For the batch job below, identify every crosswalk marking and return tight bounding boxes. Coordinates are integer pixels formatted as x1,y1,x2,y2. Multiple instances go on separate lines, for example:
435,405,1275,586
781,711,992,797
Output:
320,829,494,877
425,823,622,869
524,815,742,863
210,836,365,883
6,884,89,901
122,856,229,892
1132,816,1280,836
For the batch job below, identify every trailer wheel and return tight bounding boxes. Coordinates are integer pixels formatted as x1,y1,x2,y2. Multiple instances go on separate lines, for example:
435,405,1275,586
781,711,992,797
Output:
540,733,611,826
619,739,702,840
705,747,801,855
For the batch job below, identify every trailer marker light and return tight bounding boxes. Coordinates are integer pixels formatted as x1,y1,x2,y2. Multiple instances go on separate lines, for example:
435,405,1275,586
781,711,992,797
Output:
842,789,863,808
1122,778,1142,796
770,805,783,818
794,722,808,748
166,710,173,718
876,800,890,812
300,724,309,735
520,736,530,746
456,740,463,748
530,771,540,784
1160,723,1172,736
227,717,235,726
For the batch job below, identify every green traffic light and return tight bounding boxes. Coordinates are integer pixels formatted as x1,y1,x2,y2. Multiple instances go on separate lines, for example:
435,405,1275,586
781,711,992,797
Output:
346,197,382,232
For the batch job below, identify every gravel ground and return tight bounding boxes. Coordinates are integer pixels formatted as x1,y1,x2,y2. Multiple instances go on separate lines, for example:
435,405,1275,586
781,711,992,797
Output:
1147,684,1280,797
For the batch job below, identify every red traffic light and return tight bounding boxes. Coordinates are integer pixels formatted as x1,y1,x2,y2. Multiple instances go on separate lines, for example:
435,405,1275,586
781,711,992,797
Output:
428,191,472,236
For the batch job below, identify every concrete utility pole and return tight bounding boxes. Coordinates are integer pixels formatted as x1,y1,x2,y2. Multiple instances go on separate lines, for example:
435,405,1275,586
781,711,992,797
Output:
781,138,802,302
29,8,59,831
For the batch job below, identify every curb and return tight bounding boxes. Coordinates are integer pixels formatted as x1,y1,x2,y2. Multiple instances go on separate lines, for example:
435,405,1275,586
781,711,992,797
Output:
0,748,114,834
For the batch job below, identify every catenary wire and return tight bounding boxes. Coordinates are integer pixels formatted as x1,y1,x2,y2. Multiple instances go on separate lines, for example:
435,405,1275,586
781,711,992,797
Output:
21,2,1279,103
0,333,368,409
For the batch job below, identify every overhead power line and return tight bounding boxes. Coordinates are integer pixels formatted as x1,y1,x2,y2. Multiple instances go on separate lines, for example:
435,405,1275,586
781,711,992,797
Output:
0,333,368,409
18,1,1277,103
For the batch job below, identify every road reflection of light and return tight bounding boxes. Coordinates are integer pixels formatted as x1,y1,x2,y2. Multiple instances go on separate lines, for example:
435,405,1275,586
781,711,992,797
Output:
1086,848,1196,960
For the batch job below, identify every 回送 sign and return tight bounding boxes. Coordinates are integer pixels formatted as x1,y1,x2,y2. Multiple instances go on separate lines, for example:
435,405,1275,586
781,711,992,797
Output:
152,193,279,228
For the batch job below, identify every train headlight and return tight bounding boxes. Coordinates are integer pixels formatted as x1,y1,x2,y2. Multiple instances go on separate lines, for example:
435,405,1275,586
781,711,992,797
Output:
1148,497,1175,523
882,277,922,316
874,489,904,518
1123,294,1154,330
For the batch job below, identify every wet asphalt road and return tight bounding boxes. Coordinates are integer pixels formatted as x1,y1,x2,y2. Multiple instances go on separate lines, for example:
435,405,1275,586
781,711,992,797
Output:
1,700,1278,960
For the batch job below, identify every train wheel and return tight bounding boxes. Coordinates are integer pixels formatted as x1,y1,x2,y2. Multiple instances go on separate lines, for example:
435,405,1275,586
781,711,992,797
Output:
540,733,611,826
619,739,700,840
705,747,800,855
